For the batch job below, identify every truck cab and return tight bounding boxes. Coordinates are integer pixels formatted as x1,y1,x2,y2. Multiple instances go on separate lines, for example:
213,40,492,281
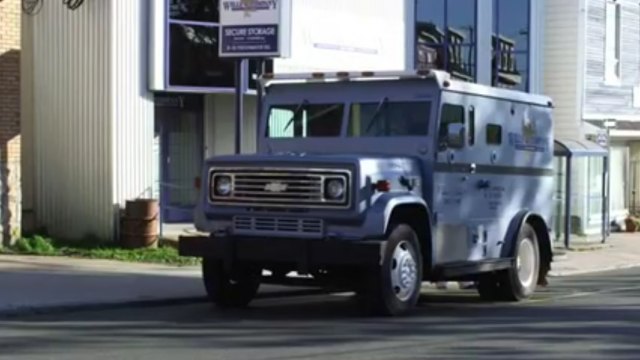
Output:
179,69,555,316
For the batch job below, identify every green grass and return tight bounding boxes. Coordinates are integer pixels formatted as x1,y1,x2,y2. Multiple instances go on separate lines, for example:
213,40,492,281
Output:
1,235,200,267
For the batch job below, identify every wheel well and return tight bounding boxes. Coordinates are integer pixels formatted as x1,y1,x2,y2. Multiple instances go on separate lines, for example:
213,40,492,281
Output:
526,214,553,285
388,204,432,273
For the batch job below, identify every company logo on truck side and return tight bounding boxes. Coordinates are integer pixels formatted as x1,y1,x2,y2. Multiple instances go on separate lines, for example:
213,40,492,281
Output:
508,110,549,153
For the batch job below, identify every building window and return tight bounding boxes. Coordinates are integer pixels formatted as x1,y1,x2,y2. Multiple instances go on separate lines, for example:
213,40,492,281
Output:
166,0,236,90
415,0,477,82
605,0,621,84
587,157,604,222
493,0,530,92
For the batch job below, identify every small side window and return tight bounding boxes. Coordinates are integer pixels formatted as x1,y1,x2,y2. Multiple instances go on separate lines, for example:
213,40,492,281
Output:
439,104,465,149
486,123,502,145
468,106,475,146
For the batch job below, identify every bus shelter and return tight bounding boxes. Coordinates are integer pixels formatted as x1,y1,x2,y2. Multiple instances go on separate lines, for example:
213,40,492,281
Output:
553,138,609,248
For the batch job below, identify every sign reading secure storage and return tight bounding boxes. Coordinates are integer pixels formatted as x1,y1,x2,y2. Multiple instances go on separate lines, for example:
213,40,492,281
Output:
219,0,292,58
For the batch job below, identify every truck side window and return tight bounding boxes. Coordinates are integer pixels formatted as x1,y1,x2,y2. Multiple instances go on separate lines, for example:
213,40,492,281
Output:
266,103,344,138
439,104,465,149
348,101,430,137
486,123,502,145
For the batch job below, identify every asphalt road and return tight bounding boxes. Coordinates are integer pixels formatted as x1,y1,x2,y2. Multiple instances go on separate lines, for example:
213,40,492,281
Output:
2,268,640,360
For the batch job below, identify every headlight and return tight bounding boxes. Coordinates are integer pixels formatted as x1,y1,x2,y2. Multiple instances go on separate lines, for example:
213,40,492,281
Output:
214,175,232,196
324,178,345,200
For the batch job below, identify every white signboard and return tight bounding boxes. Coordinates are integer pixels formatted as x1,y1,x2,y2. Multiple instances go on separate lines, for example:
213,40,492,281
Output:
273,0,408,73
219,0,291,58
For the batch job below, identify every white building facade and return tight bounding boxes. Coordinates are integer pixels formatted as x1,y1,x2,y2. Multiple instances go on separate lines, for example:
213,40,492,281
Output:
544,0,640,239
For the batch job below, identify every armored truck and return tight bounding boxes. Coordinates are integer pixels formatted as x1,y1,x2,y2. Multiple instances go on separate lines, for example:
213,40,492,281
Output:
179,69,555,316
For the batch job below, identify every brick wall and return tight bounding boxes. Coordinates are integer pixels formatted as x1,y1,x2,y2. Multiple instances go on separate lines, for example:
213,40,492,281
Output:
0,0,21,244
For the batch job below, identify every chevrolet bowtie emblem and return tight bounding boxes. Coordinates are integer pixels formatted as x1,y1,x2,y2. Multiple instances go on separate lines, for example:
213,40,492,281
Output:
264,181,288,193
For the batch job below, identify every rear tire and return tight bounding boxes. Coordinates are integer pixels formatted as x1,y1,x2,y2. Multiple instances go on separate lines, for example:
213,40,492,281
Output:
477,223,540,301
359,224,423,316
202,258,262,308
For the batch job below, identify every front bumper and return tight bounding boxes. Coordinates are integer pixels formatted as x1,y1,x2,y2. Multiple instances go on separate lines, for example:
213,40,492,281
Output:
179,235,386,269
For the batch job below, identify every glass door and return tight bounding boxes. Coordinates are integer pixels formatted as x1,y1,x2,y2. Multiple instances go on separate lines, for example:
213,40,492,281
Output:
155,96,204,223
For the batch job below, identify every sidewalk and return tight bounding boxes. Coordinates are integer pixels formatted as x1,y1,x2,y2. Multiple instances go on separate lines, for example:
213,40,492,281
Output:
549,232,640,276
1,232,639,316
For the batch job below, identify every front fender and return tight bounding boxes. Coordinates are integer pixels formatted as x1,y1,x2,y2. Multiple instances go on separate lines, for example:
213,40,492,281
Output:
501,210,552,260
361,192,429,238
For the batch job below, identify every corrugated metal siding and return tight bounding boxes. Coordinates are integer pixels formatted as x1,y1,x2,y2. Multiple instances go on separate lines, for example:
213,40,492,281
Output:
529,0,546,94
544,0,582,140
584,0,640,117
111,0,155,207
21,10,36,231
32,1,113,240
543,0,588,226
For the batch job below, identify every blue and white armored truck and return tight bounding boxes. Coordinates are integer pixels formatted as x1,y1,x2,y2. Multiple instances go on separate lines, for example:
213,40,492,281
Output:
179,69,555,316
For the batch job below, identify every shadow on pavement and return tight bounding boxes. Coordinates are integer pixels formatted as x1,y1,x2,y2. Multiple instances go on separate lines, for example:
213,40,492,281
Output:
2,270,640,359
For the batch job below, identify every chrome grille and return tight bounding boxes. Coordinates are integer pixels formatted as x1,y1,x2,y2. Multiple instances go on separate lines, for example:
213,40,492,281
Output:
233,216,324,236
209,167,351,209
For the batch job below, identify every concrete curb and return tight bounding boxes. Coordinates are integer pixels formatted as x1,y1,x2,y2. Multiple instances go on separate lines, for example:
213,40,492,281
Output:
0,289,326,319
0,296,209,319
549,262,640,277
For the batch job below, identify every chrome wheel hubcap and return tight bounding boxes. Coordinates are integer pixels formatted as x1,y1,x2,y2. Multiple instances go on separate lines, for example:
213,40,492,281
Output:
390,240,418,301
517,237,536,289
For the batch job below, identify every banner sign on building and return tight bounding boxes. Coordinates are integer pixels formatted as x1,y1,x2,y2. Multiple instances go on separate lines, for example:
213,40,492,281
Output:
219,0,292,58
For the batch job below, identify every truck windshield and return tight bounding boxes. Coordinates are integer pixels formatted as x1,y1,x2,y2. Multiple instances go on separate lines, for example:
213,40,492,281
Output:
266,102,344,138
348,100,431,137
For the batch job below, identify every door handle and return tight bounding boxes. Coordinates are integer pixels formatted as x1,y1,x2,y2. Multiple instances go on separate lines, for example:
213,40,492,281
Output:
469,163,477,174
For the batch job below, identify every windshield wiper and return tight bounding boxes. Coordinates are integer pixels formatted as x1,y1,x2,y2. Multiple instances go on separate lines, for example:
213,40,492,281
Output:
283,99,309,132
364,97,389,134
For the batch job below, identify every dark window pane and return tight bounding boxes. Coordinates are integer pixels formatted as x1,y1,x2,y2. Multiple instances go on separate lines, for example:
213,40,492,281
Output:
416,0,446,35
168,24,235,88
267,104,344,138
447,0,476,44
169,0,219,23
415,0,476,81
492,51,528,91
449,44,475,81
486,123,502,145
494,0,529,53
348,101,431,137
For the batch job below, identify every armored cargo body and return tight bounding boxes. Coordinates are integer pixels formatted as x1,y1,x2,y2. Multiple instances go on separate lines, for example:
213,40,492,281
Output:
179,69,555,316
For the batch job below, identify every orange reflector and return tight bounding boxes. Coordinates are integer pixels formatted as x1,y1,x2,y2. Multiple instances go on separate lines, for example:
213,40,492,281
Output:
262,73,274,79
374,180,391,192
336,71,349,78
311,72,325,79
361,71,375,77
416,69,431,76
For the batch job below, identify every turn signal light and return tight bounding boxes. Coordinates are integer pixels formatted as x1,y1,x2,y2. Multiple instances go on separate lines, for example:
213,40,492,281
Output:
373,180,391,192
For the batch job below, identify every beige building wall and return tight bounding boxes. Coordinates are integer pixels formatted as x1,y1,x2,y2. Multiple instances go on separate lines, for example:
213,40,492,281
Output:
0,0,22,245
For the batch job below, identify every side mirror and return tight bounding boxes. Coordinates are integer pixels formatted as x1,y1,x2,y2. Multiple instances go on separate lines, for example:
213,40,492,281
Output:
446,123,465,149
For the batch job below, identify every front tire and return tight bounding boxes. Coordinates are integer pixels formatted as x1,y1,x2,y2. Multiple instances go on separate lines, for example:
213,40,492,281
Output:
359,224,423,316
476,223,540,301
202,258,262,308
